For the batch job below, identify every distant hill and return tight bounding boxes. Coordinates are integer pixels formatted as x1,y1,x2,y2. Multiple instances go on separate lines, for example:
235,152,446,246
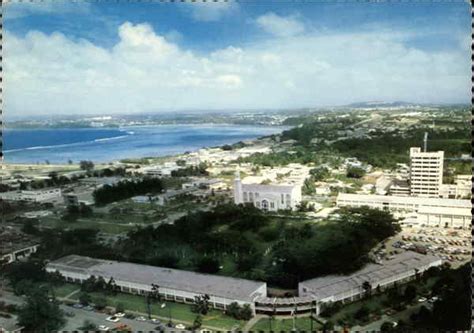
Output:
345,101,423,108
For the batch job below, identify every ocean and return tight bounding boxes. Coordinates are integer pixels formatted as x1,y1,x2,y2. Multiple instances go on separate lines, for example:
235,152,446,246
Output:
3,125,285,164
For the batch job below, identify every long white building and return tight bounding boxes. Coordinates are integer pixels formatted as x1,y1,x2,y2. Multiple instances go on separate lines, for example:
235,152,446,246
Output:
336,193,471,228
233,173,301,211
0,189,61,203
46,255,267,314
409,147,444,197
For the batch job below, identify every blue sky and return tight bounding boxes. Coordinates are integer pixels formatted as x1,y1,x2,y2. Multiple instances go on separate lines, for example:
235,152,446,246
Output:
4,1,471,116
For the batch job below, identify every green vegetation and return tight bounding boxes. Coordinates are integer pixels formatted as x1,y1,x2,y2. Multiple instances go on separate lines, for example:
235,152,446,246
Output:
93,177,164,205
171,163,208,177
117,204,399,288
17,285,66,332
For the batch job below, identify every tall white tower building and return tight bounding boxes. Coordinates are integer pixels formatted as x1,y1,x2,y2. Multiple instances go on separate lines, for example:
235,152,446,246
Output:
409,147,444,197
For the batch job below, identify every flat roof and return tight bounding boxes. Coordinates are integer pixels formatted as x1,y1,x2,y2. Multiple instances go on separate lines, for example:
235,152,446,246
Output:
300,252,441,301
47,255,266,302
337,193,470,208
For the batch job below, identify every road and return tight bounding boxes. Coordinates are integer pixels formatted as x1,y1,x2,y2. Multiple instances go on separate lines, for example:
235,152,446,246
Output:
352,302,430,331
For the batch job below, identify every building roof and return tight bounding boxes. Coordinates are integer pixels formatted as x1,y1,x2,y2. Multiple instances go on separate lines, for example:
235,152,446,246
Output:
47,255,266,302
337,193,470,208
299,252,441,301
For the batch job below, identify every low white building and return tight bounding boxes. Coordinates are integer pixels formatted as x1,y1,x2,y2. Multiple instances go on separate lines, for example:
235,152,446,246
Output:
46,255,267,314
233,173,302,211
0,188,61,203
336,193,471,229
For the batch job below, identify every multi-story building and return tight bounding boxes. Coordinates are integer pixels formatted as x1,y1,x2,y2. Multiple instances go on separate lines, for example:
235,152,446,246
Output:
409,147,444,197
233,173,301,211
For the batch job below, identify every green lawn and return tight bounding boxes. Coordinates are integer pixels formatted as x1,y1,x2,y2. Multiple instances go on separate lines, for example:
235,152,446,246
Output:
251,316,322,332
71,291,243,329
53,283,81,298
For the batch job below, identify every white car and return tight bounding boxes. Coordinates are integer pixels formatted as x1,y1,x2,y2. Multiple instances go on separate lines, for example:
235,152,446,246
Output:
418,297,427,303
175,324,186,330
106,316,120,323
115,312,125,317
98,325,110,331
150,318,161,324
136,316,147,321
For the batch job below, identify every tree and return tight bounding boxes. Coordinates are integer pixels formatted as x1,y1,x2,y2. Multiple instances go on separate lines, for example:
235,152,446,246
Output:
239,304,253,321
79,160,94,171
116,303,125,313
403,285,417,303
226,302,241,319
380,321,395,331
196,257,220,274
17,286,66,332
362,281,372,298
192,294,210,315
346,166,365,179
94,295,107,310
193,315,203,329
79,292,92,306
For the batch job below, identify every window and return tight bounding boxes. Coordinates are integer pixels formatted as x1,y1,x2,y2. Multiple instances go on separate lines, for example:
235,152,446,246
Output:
270,202,275,209
249,192,254,201
243,192,248,202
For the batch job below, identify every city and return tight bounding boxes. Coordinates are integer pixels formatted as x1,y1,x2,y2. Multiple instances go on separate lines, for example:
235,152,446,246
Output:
1,1,471,332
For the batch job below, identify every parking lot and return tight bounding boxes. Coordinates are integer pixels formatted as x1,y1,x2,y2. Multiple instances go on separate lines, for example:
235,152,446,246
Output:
61,304,182,332
383,226,471,267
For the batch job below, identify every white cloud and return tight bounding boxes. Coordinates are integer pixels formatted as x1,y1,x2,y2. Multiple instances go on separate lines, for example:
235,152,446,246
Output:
180,2,238,22
3,22,470,116
255,12,305,37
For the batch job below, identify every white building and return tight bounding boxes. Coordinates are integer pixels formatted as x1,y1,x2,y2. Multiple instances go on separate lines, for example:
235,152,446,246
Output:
297,252,442,314
409,147,444,197
233,173,301,211
336,193,471,229
46,255,267,314
0,189,61,203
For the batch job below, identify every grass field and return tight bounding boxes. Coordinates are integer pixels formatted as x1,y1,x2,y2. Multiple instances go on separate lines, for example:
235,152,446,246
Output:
70,291,243,329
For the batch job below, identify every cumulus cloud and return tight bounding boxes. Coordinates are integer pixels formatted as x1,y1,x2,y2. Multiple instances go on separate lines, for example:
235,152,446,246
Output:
255,12,305,37
3,22,470,116
180,2,239,22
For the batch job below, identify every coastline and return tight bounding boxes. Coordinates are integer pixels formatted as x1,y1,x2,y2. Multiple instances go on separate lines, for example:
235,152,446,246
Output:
3,124,287,166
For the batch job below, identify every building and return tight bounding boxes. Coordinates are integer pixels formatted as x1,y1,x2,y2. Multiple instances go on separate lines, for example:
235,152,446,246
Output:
389,179,410,196
336,193,471,229
409,147,444,197
0,188,61,203
0,229,39,264
439,175,471,199
233,173,302,211
297,252,442,315
255,252,442,316
46,255,267,313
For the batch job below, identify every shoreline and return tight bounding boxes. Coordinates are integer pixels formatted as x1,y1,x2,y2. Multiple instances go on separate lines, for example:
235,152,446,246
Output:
2,124,285,167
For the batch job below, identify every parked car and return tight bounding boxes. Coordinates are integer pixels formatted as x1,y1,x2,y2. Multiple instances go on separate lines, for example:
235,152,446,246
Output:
115,312,126,318
150,318,161,324
98,325,110,331
175,324,186,330
83,305,95,311
136,316,147,321
418,297,427,303
106,316,120,323
73,303,83,309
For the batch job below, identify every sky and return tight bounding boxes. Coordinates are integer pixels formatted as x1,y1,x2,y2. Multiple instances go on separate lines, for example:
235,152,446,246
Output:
4,1,471,117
